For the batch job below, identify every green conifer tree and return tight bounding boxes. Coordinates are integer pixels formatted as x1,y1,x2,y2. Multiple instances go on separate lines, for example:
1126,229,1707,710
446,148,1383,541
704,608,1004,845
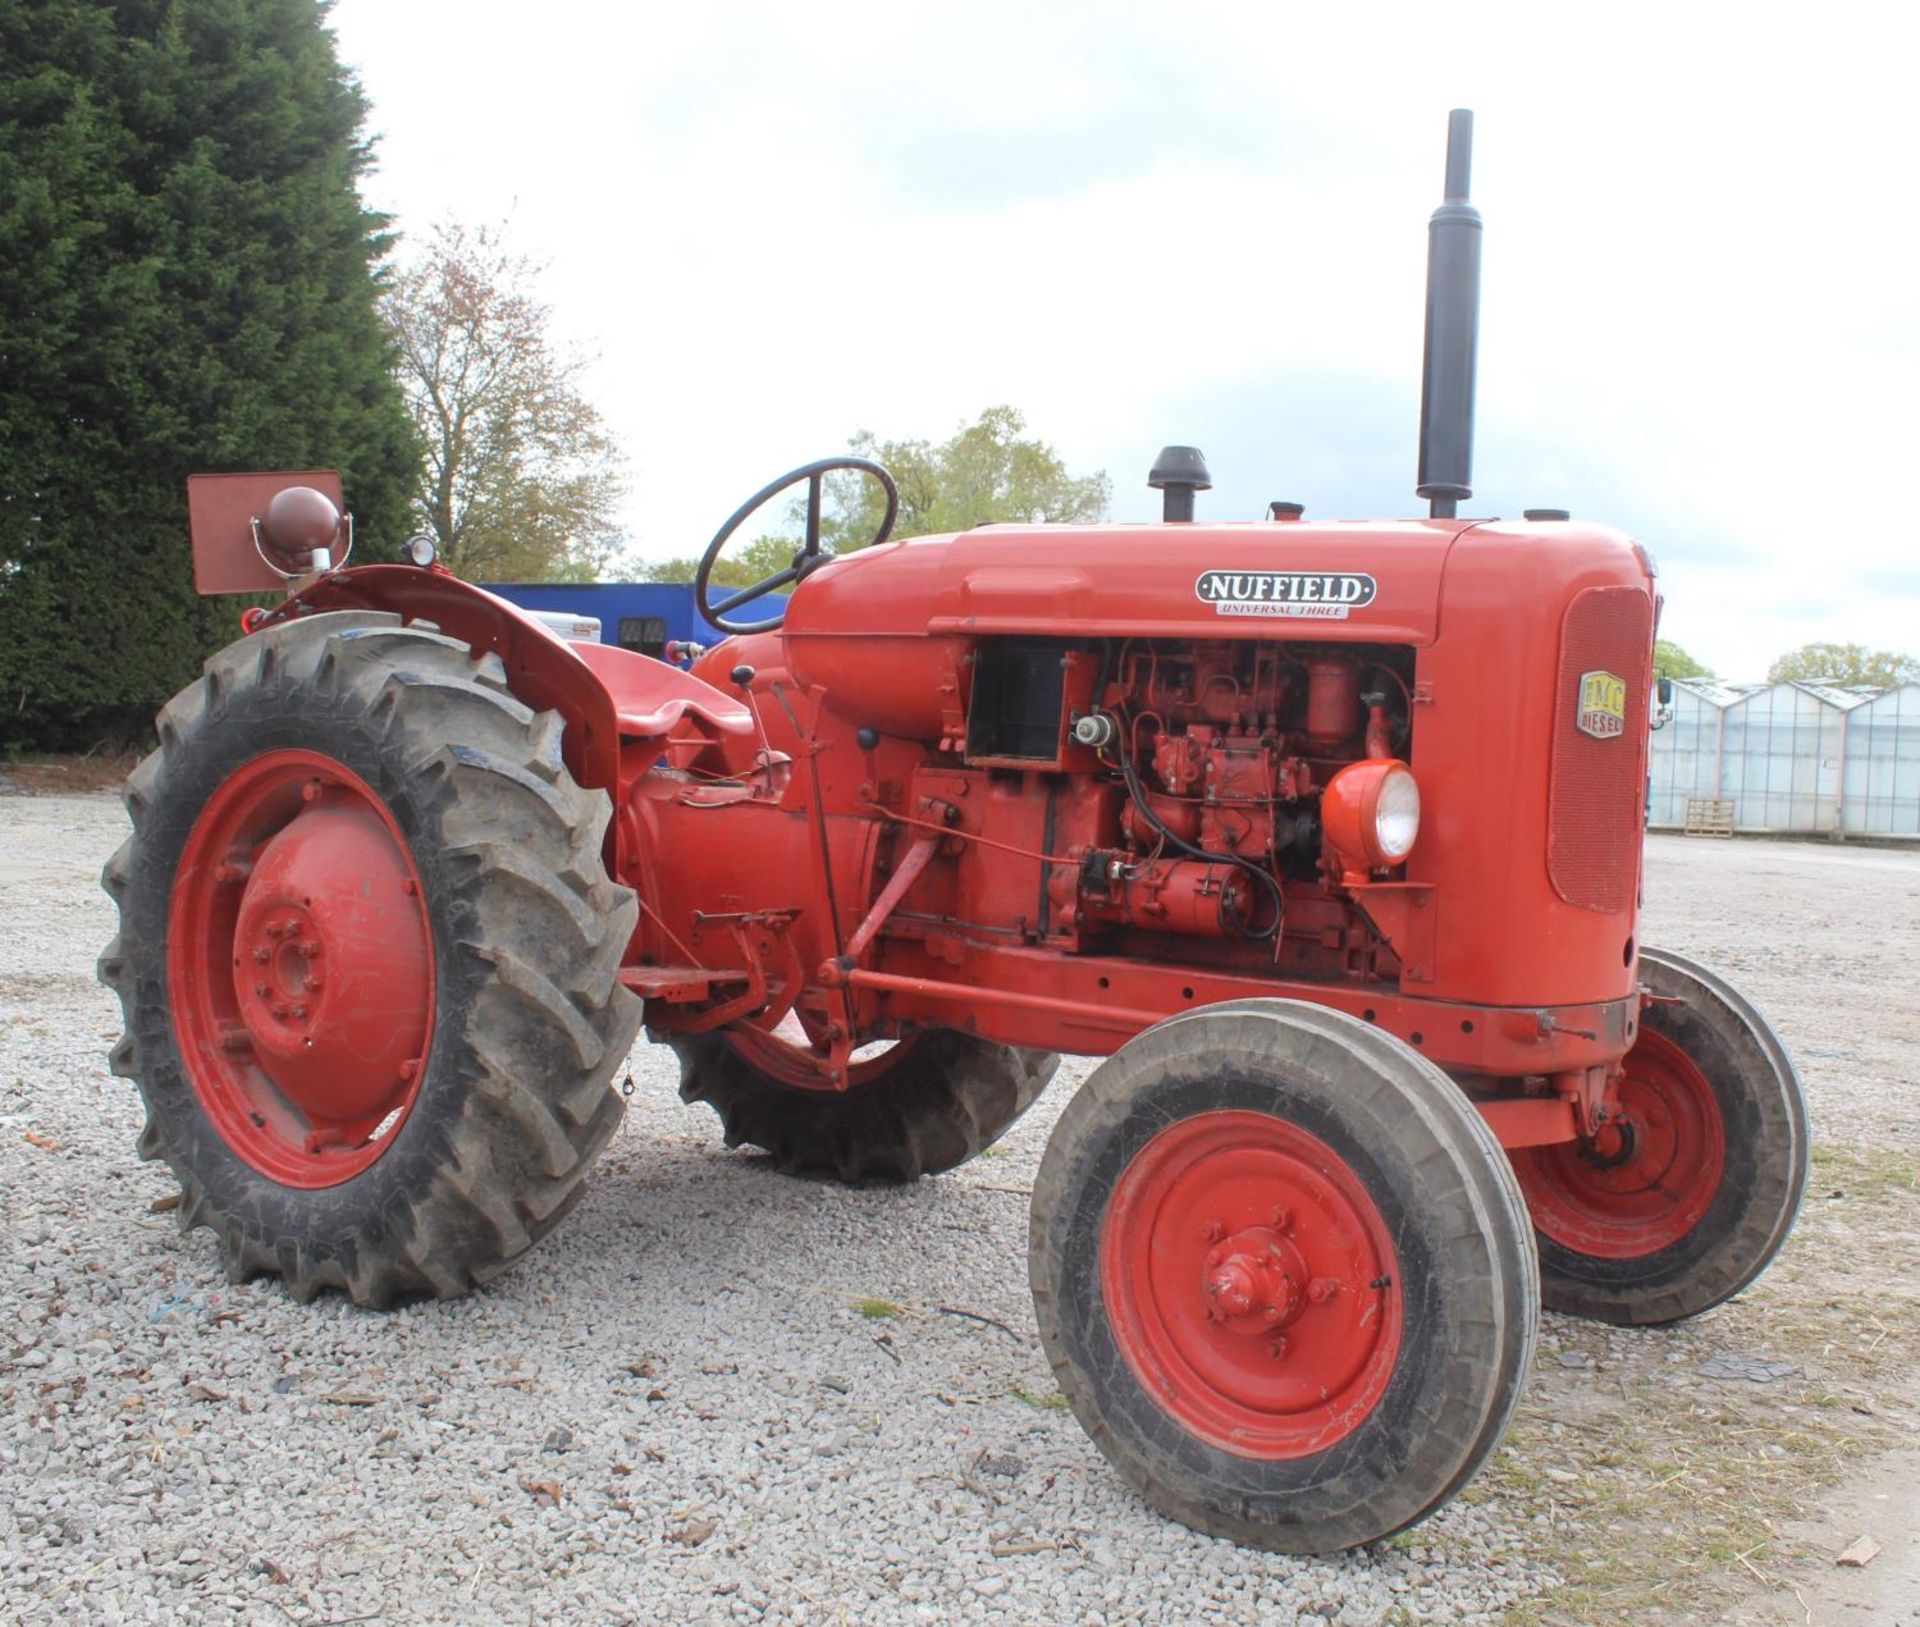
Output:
0,0,418,748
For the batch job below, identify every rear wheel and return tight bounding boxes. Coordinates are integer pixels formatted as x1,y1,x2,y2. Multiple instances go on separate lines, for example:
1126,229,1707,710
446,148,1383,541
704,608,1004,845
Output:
98,612,642,1306
670,1026,1056,1182
1030,1000,1538,1553
1510,947,1808,1325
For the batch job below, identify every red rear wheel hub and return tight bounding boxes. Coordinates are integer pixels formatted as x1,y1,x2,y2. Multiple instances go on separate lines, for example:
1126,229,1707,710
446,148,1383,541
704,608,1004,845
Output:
1100,1110,1402,1459
1513,1028,1726,1258
727,1015,912,1092
168,749,435,1187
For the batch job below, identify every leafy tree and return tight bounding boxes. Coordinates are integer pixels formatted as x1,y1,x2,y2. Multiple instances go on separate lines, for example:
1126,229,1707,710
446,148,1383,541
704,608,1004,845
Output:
1766,642,1920,688
383,221,626,582
827,404,1111,548
642,535,791,589
644,406,1110,583
1653,639,1712,681
0,0,418,750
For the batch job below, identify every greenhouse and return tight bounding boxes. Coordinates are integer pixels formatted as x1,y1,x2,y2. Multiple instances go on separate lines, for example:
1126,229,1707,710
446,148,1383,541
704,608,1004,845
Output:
1647,679,1920,836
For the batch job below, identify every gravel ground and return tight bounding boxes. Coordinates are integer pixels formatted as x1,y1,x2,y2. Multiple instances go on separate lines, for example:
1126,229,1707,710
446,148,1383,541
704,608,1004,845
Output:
2,794,1916,1625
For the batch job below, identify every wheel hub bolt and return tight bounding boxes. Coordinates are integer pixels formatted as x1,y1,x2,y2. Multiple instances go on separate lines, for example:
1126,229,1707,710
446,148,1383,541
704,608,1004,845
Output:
271,1001,290,1020
1200,1219,1225,1243
252,947,270,964
300,941,322,960
1269,1205,1292,1230
1308,1277,1340,1305
1267,1336,1288,1360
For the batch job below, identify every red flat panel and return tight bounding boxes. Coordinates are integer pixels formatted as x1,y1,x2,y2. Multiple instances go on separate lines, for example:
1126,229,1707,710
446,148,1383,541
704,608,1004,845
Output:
1409,521,1654,1005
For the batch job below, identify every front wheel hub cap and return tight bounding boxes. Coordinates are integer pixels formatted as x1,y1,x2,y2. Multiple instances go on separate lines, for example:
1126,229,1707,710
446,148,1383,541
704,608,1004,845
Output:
1101,1109,1401,1459
1202,1227,1306,1330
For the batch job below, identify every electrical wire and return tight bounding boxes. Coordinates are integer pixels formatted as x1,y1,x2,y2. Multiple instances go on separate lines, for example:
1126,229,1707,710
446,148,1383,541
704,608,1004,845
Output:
635,891,702,968
1104,710,1284,942
870,803,1080,869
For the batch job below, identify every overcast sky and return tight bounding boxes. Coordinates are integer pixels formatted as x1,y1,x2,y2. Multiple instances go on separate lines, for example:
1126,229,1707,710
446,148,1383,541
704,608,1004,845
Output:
327,0,1917,680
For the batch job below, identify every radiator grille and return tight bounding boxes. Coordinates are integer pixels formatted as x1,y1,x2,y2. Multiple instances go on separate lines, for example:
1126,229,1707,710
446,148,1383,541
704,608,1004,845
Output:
1549,586,1653,912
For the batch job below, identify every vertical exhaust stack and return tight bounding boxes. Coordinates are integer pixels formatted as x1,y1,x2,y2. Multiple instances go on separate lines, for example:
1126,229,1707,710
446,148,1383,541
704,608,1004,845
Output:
1416,109,1483,520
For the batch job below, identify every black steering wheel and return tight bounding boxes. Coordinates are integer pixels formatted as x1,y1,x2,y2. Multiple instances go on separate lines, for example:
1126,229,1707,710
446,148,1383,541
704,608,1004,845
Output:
695,457,899,635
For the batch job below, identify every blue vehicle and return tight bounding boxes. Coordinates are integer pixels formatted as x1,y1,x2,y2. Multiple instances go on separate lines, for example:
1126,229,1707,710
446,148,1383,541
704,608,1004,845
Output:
478,581,786,659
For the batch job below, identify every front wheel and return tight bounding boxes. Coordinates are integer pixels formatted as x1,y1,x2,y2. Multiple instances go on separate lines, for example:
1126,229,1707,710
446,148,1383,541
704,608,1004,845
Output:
1030,1000,1538,1553
1509,947,1809,1326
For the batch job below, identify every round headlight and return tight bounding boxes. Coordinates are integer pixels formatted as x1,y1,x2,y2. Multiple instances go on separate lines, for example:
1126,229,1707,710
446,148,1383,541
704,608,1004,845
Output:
1321,759,1421,876
1373,766,1420,862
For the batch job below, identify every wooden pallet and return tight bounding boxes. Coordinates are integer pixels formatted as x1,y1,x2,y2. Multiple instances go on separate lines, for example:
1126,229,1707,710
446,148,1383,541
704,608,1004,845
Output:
1683,798,1735,837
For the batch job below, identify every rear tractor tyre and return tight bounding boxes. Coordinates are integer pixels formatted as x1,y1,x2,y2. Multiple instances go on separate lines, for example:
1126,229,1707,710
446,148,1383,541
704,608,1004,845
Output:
1030,999,1539,1554
98,612,642,1307
670,1027,1057,1182
1509,946,1809,1326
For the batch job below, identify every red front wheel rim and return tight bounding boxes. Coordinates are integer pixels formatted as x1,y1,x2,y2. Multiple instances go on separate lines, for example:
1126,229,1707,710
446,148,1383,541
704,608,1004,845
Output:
1100,1110,1402,1460
167,749,436,1188
1513,1028,1727,1259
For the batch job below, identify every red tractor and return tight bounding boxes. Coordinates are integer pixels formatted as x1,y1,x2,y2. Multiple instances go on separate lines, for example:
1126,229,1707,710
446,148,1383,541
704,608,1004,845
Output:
101,113,1805,1552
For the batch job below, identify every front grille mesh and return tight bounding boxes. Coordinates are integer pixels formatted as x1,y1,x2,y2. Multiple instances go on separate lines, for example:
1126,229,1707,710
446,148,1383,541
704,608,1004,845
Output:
1548,586,1653,913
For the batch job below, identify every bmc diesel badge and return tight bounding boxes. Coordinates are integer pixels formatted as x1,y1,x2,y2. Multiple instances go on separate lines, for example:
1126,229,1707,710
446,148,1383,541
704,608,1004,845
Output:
1195,570,1378,620
1575,670,1628,739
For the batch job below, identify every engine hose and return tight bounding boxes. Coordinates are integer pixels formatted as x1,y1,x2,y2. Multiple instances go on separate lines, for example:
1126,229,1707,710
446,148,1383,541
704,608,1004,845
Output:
1106,711,1284,942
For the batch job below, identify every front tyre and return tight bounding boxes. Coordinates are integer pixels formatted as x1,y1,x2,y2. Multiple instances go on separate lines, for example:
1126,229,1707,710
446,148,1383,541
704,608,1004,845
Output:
1509,947,1809,1326
98,612,642,1307
1030,1000,1538,1554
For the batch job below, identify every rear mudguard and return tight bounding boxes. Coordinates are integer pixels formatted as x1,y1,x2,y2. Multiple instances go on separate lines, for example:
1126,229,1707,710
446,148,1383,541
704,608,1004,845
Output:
265,564,751,874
